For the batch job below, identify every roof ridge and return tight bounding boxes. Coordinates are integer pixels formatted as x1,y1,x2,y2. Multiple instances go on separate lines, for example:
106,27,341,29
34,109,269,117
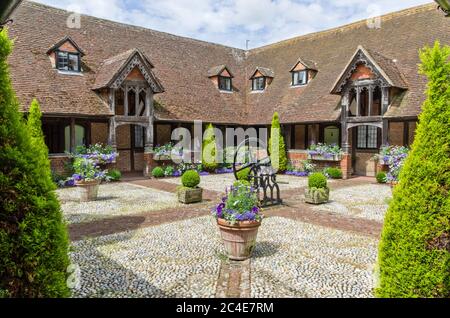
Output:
248,2,436,53
24,1,246,53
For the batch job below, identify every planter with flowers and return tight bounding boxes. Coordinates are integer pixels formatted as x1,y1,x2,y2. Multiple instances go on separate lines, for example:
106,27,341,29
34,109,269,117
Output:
307,143,342,161
212,182,263,261
177,170,203,204
72,157,106,202
304,172,329,204
71,143,118,170
375,145,409,187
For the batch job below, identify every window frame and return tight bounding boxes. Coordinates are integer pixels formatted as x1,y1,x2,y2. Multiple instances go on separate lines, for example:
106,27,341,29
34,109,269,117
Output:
291,70,308,86
252,76,266,91
56,50,81,73
218,76,232,92
356,125,379,150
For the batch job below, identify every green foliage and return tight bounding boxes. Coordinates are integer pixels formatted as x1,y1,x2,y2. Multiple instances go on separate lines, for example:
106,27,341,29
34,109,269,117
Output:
0,31,70,298
376,41,450,298
324,167,343,179
152,167,165,178
376,172,387,184
164,166,175,177
181,170,200,188
308,173,328,189
269,112,288,172
72,157,105,181
106,169,122,181
233,179,251,188
202,123,219,172
236,167,251,182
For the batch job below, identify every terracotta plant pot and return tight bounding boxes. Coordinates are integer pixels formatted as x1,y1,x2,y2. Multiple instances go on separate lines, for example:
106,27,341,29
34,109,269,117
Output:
304,187,329,204
75,179,100,202
177,187,202,204
217,218,261,261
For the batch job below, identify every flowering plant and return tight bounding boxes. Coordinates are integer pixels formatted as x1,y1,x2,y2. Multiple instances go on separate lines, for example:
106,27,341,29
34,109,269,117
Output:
71,143,118,165
154,142,184,158
72,157,107,182
378,145,409,182
212,183,263,225
307,143,342,159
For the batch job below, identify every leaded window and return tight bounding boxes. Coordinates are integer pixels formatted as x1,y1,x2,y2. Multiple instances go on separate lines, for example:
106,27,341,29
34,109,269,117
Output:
218,76,232,91
357,125,378,149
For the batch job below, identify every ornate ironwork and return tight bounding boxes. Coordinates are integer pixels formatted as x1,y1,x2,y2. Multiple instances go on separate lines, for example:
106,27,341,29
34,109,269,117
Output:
233,137,282,207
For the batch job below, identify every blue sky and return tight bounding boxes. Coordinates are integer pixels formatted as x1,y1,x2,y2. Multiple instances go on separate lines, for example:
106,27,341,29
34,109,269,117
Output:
31,0,432,49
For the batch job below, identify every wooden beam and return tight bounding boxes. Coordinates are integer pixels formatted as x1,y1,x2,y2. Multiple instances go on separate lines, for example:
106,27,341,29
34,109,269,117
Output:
70,118,75,152
124,85,129,116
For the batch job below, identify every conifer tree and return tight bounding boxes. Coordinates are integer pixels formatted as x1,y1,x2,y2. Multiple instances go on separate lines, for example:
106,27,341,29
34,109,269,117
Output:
377,41,450,298
0,30,70,298
202,123,219,171
269,112,288,172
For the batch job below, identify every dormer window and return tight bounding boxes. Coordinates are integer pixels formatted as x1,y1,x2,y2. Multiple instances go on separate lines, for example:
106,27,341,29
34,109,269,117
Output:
290,58,317,87
252,77,266,91
250,67,274,92
56,51,80,72
219,76,232,91
292,70,308,86
208,65,234,93
47,36,85,75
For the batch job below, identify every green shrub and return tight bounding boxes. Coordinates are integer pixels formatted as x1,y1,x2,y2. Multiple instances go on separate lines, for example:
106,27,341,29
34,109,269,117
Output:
164,166,175,177
376,172,387,184
152,167,165,178
324,167,343,179
107,169,122,181
308,173,328,189
181,170,200,188
236,167,251,182
376,41,450,298
269,112,288,172
202,123,219,172
233,180,251,188
0,33,70,299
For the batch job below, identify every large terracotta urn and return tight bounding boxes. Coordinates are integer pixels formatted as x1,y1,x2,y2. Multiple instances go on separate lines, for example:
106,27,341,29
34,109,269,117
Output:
217,218,261,261
75,179,100,202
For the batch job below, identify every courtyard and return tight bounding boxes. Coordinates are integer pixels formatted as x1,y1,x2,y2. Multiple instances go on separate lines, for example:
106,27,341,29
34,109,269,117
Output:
63,173,391,298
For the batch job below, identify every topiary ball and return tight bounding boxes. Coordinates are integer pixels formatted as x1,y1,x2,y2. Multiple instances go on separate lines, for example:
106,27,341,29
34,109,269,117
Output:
308,172,328,189
182,170,200,188
376,172,387,184
152,167,164,178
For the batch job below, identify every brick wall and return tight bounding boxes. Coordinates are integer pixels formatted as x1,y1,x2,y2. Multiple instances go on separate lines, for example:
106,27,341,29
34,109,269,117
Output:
388,122,404,146
91,122,108,145
288,150,352,179
49,155,71,176
354,151,377,177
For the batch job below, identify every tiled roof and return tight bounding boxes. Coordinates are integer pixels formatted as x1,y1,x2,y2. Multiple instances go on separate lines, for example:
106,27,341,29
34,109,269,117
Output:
8,1,450,123
207,65,234,78
251,67,275,79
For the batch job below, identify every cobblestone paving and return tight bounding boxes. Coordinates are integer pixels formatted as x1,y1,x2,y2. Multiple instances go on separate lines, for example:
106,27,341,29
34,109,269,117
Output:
57,182,182,224
164,173,314,193
70,216,378,298
311,184,392,222
71,216,223,298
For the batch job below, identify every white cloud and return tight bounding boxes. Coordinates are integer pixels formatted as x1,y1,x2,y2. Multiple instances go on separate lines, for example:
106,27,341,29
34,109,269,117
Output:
30,0,432,49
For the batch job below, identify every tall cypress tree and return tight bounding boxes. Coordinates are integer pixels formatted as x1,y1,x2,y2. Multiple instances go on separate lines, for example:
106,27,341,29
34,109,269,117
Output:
269,112,288,172
202,123,219,171
376,41,450,298
0,30,70,297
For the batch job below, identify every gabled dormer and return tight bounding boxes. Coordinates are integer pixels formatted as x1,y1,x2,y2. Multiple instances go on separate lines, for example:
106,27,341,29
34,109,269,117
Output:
208,65,233,92
250,67,274,92
47,36,85,74
290,58,317,87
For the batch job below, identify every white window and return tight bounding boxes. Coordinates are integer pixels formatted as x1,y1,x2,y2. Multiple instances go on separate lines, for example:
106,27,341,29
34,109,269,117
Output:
252,77,266,91
57,51,80,72
292,70,308,86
